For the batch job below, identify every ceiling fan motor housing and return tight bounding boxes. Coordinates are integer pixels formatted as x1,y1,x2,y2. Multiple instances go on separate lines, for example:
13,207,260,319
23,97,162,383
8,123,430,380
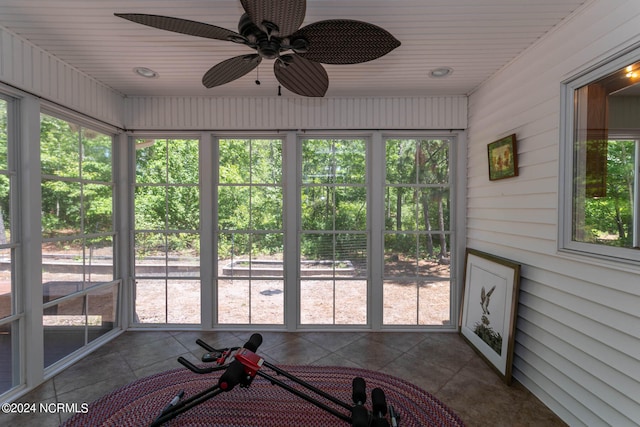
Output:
238,13,282,59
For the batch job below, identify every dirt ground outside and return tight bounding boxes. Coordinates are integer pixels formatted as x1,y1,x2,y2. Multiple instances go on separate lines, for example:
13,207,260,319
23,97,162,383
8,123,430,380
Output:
38,249,451,327
133,255,451,326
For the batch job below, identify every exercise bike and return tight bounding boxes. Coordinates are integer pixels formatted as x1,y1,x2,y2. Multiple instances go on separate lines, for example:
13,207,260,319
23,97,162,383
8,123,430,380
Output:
151,333,399,427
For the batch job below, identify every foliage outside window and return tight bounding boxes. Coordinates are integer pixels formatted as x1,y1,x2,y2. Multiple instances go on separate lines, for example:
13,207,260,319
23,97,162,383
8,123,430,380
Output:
134,138,200,324
0,96,18,393
565,55,640,260
300,138,368,325
40,113,118,367
216,138,284,325
127,133,456,329
383,138,451,325
575,139,636,246
0,98,12,313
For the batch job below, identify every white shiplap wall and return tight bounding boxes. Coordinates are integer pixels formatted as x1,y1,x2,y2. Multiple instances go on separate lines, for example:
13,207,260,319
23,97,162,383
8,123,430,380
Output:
124,95,468,130
0,25,123,127
467,0,640,426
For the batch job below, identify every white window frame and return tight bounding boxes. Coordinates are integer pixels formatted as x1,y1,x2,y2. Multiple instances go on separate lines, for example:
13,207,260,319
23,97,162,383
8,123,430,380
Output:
0,92,22,397
39,107,121,370
381,135,454,327
127,130,463,332
297,133,371,328
129,133,202,327
559,46,640,264
213,133,286,327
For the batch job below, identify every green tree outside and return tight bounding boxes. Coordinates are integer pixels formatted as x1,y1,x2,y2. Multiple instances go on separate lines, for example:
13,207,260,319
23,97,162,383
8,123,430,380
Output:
582,140,636,246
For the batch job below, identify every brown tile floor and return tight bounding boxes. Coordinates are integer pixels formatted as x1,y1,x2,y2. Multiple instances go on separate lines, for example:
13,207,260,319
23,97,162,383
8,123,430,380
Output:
3,331,567,427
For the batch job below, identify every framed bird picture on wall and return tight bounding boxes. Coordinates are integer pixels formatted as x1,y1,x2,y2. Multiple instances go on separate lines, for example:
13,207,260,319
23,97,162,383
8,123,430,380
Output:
459,249,521,384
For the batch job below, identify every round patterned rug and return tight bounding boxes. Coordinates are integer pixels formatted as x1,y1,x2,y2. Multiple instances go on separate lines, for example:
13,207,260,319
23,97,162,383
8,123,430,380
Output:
63,365,465,427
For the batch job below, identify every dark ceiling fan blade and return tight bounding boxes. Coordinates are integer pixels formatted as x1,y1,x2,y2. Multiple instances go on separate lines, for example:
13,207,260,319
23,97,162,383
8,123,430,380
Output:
115,14,242,41
202,54,262,88
274,55,328,97
291,20,401,64
240,0,306,36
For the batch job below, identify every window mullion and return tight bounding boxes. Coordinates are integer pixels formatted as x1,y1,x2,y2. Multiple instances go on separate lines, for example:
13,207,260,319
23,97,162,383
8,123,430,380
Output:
21,95,44,388
284,131,299,330
199,133,214,328
369,131,385,329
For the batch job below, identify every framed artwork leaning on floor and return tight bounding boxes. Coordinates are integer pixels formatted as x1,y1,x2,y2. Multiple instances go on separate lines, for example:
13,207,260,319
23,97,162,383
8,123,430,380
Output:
459,248,521,384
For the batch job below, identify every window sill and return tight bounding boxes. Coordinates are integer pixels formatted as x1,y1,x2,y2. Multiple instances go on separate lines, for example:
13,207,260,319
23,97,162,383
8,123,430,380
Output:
557,246,640,274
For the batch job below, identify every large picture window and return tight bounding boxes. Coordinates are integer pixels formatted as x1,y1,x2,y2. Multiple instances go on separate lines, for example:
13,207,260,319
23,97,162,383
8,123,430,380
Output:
562,50,640,261
134,132,457,330
384,138,452,325
40,113,118,367
0,96,19,393
215,138,284,325
300,138,368,325
133,138,200,324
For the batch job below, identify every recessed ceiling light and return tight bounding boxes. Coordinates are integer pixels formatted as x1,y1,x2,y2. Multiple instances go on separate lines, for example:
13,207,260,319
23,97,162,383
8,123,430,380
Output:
429,67,453,78
133,67,159,78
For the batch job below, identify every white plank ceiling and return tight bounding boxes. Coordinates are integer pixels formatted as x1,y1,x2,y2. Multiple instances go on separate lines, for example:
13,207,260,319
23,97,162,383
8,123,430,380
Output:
0,0,587,98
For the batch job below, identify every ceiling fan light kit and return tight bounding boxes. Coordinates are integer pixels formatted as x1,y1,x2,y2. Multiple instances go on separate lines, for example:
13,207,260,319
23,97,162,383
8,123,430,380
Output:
115,0,400,97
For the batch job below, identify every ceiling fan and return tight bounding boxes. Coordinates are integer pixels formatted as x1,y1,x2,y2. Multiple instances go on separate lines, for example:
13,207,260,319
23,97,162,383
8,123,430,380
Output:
115,0,400,97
